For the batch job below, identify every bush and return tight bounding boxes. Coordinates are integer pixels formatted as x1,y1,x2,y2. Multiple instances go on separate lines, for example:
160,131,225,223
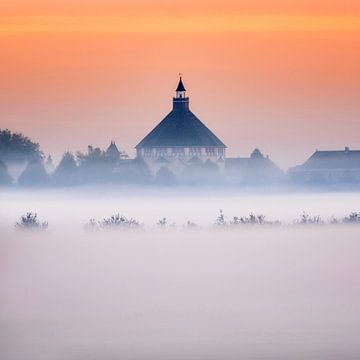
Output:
295,213,324,225
85,214,141,231
343,212,360,224
184,220,198,230
231,214,266,225
215,209,226,226
15,212,48,230
157,218,167,228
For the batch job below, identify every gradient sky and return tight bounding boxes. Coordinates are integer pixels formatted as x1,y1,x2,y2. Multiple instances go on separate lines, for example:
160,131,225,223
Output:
0,0,359,169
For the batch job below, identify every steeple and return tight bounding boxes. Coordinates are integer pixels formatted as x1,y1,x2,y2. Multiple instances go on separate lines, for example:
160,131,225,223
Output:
175,75,187,99
173,75,189,110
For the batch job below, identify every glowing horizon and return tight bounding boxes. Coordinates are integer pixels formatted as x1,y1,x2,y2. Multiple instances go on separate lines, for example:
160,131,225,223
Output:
0,0,359,169
1,15,360,33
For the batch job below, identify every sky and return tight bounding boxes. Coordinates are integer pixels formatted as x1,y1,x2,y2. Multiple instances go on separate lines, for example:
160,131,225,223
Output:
0,0,359,169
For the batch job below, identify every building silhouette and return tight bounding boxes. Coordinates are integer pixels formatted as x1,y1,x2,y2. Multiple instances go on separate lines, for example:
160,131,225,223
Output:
135,77,226,175
226,148,283,184
289,147,360,184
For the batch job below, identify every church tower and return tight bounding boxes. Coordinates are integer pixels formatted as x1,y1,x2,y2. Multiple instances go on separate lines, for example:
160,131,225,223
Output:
135,77,226,175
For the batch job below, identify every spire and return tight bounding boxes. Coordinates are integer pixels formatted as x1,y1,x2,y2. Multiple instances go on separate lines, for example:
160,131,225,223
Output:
173,75,189,110
176,76,186,92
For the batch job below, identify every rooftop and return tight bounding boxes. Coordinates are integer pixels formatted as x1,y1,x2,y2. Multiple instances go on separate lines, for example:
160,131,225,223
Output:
300,147,360,169
136,78,226,149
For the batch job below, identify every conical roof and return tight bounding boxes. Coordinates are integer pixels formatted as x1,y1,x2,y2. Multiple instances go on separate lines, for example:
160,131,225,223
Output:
176,77,186,92
106,141,120,155
135,101,226,148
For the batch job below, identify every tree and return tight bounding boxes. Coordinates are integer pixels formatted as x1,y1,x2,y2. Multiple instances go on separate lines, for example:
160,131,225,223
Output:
45,154,55,173
18,158,49,186
0,129,43,163
0,159,12,185
52,152,79,185
155,166,176,185
76,146,113,183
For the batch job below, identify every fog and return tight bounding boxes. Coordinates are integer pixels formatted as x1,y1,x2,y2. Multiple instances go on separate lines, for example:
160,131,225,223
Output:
1,188,360,359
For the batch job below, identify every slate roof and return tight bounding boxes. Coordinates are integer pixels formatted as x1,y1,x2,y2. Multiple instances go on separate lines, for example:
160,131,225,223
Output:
135,98,226,149
225,149,283,176
300,148,360,169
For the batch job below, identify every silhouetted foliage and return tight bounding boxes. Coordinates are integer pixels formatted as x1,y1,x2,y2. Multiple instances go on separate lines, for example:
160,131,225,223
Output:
157,218,167,228
295,213,324,225
231,214,266,225
15,212,48,230
112,157,153,184
76,146,116,183
215,210,279,227
85,214,141,231
184,220,199,230
0,129,42,163
77,146,109,166
215,209,226,226
52,152,79,185
45,154,55,173
155,166,176,185
0,159,12,185
343,212,360,224
18,158,49,186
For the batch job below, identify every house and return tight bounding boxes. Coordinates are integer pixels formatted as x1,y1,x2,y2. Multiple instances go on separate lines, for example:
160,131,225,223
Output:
226,148,284,184
289,147,360,184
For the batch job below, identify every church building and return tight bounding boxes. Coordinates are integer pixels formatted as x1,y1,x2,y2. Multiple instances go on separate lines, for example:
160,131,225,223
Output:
135,77,226,175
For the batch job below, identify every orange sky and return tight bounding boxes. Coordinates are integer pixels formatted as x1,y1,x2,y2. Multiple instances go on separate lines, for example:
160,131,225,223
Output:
0,0,360,168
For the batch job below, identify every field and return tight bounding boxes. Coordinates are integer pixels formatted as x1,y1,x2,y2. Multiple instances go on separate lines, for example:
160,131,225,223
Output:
1,188,360,359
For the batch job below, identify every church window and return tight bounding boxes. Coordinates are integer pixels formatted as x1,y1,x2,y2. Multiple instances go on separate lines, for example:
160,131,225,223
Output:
172,148,185,157
144,148,152,157
189,147,202,156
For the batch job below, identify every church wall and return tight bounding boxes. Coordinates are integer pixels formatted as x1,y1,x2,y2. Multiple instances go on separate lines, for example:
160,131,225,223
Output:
137,146,226,175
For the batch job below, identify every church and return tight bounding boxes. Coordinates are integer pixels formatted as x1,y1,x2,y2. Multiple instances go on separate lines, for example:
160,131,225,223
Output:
135,77,226,175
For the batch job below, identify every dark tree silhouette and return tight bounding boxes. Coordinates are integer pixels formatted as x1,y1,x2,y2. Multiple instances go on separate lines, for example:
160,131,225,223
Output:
0,129,43,163
155,166,176,185
45,154,55,173
18,158,49,186
76,146,114,183
52,152,79,185
77,146,110,166
0,159,12,185
15,212,48,230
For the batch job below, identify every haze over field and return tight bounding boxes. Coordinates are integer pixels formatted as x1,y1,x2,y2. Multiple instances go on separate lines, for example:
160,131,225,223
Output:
1,189,360,360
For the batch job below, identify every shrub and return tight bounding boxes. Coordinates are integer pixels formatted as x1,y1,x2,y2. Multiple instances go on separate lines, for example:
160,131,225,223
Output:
84,218,99,232
100,214,140,229
215,209,226,226
343,212,360,224
15,212,48,230
157,218,167,228
184,220,198,230
231,214,265,225
85,214,141,231
295,213,324,225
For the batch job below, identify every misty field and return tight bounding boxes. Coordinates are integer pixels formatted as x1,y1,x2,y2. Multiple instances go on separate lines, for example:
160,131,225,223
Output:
1,188,360,360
